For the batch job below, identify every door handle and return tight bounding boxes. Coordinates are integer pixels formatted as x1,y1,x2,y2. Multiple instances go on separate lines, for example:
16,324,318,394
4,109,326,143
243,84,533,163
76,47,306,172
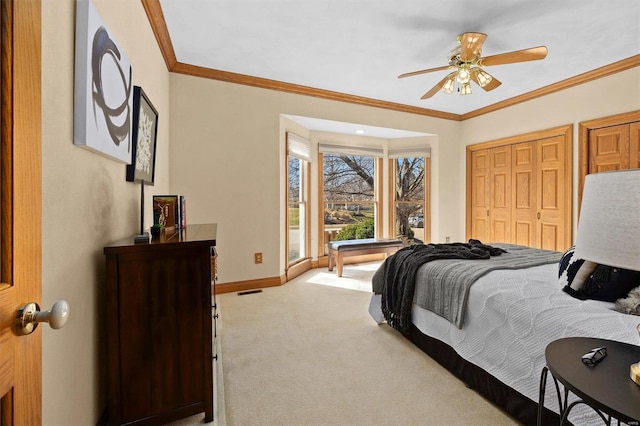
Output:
537,212,541,220
16,300,69,335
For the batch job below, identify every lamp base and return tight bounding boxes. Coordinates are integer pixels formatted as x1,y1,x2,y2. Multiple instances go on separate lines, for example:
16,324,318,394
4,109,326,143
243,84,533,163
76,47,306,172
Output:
631,362,640,386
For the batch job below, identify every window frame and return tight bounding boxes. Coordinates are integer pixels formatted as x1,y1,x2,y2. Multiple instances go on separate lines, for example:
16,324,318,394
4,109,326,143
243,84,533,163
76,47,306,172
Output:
285,134,312,277
318,152,382,257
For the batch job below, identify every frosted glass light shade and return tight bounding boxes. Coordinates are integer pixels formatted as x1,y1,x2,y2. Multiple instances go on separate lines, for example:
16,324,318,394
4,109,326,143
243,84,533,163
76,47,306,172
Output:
460,82,472,95
442,75,456,94
574,169,640,271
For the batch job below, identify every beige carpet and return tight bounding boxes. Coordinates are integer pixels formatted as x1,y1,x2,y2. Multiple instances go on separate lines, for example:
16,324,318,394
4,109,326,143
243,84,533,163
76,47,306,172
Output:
217,262,519,426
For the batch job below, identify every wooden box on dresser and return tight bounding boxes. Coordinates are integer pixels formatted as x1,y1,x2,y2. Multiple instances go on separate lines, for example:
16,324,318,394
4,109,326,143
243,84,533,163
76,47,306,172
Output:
104,223,218,425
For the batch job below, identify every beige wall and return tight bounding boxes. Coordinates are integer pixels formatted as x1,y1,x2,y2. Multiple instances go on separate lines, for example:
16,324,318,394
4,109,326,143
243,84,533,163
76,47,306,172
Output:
41,0,170,424
169,74,462,284
169,68,640,285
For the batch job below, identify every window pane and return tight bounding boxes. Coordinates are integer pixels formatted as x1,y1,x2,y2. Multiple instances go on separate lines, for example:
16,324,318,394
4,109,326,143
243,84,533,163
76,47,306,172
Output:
323,153,376,251
288,157,307,265
394,157,426,245
395,203,424,243
288,157,300,202
288,202,305,262
323,154,374,202
395,157,424,202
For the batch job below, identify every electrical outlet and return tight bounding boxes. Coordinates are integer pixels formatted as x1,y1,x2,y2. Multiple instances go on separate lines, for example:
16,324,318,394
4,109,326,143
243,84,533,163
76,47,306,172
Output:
445,236,450,243
254,252,262,264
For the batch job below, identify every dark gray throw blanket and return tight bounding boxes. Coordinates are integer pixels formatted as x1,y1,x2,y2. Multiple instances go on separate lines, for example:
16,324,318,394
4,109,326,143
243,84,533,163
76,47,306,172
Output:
372,240,507,334
372,240,562,333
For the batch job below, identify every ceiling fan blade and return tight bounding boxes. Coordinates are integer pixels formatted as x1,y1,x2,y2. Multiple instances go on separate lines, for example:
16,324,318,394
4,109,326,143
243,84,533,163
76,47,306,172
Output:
459,32,487,62
398,65,450,79
470,69,502,91
479,46,548,67
421,72,457,99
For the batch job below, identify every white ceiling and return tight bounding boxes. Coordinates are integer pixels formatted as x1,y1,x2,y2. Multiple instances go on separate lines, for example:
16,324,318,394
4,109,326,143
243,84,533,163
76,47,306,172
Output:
158,0,640,130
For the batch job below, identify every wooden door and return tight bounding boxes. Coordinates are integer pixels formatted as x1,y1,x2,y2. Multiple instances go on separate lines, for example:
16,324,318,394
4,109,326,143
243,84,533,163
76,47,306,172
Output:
512,142,537,247
589,124,630,173
470,149,490,242
629,121,640,169
0,0,42,424
536,136,566,251
489,146,511,243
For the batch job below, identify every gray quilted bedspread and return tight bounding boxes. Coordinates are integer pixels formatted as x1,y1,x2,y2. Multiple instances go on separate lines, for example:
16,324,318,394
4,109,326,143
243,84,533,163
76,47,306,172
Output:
373,243,562,329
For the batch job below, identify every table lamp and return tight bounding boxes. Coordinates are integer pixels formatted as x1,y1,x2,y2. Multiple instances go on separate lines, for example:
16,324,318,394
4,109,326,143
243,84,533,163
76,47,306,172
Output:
573,169,640,385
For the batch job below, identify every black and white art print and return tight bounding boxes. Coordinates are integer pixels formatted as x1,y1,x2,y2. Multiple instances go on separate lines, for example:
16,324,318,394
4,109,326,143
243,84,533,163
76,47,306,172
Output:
73,0,133,164
126,86,158,184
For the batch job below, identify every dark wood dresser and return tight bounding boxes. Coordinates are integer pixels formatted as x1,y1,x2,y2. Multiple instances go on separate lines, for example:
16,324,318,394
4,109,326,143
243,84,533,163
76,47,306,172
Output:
104,223,217,425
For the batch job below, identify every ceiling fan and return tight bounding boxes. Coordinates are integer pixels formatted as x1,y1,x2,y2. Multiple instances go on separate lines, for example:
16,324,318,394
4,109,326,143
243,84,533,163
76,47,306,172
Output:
399,32,548,99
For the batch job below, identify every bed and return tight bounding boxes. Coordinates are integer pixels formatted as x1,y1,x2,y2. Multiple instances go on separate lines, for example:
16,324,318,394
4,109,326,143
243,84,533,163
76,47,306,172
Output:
369,243,640,425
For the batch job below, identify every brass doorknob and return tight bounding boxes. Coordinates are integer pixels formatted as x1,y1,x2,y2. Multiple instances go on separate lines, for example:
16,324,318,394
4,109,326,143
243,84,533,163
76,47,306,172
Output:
16,300,69,335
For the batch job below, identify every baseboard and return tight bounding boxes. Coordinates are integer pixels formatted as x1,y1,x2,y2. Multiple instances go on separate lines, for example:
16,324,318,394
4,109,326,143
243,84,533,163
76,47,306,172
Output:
213,255,386,294
214,275,283,294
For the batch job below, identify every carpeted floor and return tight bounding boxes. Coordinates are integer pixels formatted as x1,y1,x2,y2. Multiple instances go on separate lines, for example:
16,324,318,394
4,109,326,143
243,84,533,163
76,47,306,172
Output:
216,262,519,426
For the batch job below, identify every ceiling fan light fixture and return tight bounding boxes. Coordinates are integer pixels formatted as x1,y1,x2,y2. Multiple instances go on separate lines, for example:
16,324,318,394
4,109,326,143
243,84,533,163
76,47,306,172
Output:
442,75,456,94
456,66,471,84
400,33,547,100
473,68,493,87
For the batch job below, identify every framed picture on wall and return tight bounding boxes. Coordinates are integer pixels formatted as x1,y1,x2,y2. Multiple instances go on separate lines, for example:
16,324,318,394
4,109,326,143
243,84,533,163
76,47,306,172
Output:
126,86,159,184
73,0,133,163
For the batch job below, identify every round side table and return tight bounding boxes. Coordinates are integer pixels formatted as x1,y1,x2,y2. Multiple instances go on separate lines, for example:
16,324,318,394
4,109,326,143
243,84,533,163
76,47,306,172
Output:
538,337,640,425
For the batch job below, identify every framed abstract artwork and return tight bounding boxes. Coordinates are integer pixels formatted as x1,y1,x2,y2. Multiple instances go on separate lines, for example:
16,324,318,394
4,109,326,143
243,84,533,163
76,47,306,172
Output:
73,0,133,163
126,86,158,184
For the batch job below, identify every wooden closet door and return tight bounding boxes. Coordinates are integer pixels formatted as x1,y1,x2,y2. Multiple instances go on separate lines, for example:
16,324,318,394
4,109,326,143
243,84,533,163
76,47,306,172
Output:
489,146,511,243
630,121,640,169
589,124,631,172
536,136,567,251
512,142,537,247
470,149,490,242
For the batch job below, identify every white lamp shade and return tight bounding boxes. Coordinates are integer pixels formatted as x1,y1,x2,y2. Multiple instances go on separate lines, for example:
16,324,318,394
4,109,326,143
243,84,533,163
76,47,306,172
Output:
573,169,640,271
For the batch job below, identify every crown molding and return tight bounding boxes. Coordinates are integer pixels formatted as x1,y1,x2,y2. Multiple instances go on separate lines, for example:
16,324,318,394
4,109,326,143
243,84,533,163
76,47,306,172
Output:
461,55,640,120
170,62,460,120
141,0,177,69
142,0,639,122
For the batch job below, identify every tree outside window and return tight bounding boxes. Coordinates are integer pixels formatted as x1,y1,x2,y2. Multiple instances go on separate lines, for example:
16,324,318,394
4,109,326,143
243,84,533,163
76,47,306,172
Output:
323,154,377,250
393,157,426,245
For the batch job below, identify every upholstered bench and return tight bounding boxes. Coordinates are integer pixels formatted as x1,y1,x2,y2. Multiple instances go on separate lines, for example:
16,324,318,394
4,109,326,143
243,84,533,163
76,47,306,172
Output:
328,238,403,277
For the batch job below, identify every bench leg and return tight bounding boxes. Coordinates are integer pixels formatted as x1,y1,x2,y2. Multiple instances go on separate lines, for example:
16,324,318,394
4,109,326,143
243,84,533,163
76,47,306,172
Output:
328,250,334,271
336,252,343,277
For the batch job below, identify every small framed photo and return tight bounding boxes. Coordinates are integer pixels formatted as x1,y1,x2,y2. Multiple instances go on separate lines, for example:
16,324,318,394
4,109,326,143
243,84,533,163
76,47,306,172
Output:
153,195,178,230
126,86,158,184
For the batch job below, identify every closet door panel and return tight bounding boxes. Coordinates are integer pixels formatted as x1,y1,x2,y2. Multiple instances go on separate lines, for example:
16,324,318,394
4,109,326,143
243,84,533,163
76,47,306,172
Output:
630,122,639,169
471,149,491,242
490,146,511,243
512,143,536,247
589,124,630,172
540,223,560,251
537,136,566,252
